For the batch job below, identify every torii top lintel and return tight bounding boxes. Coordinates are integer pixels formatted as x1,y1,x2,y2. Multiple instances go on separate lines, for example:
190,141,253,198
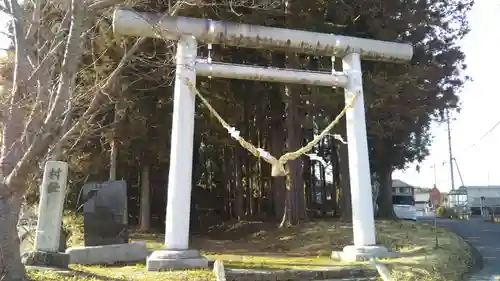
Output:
112,9,413,63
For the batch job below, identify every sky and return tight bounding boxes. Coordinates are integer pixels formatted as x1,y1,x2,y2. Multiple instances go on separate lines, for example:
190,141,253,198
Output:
0,2,498,193
393,0,500,192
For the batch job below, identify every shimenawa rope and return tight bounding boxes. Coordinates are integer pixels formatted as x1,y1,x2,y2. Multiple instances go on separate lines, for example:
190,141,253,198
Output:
183,78,359,180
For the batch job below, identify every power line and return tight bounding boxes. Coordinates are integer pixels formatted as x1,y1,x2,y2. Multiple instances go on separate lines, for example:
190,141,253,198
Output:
455,117,500,159
420,117,500,172
398,116,500,182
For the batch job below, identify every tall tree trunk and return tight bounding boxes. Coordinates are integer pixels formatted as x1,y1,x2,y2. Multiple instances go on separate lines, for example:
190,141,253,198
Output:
338,139,352,221
256,110,264,217
139,165,151,231
109,141,118,180
109,102,119,181
376,164,396,219
281,82,307,226
109,82,125,181
319,139,327,208
271,136,286,220
302,79,314,211
269,83,286,220
245,156,253,217
280,175,293,227
0,194,26,281
303,150,311,209
330,57,352,221
330,141,339,216
279,0,307,227
234,148,244,220
309,144,317,207
223,148,232,220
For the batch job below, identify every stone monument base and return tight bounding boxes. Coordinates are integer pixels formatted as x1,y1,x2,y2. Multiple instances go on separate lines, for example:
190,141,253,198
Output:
21,250,69,268
331,245,399,262
146,249,208,271
66,242,148,265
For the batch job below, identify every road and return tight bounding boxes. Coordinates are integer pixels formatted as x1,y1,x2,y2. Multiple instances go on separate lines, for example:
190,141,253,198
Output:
433,217,500,281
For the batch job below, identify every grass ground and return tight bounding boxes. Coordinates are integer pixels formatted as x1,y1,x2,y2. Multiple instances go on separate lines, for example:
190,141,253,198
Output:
28,217,474,281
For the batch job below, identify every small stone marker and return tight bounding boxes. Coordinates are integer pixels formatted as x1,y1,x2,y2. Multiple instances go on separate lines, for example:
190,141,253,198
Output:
22,161,70,268
82,180,128,246
213,260,227,281
34,161,68,252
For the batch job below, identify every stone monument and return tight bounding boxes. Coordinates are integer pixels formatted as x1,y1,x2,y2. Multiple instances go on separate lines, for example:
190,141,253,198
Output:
22,161,70,268
82,180,129,246
65,180,148,265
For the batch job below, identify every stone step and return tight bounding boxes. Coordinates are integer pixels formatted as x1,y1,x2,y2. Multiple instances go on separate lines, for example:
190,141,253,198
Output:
318,279,377,281
220,267,378,281
223,276,378,281
212,259,379,281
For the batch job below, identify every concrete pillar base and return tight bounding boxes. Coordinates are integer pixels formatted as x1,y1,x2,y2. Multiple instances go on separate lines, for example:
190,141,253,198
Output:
66,242,148,265
21,250,69,268
146,249,208,271
331,245,399,262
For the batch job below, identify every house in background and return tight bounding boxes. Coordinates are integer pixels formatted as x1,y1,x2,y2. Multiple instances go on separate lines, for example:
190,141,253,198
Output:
392,179,442,212
464,185,500,215
391,179,417,220
414,187,430,211
392,179,414,197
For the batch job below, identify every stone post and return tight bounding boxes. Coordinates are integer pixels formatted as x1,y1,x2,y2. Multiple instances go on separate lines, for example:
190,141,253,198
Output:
22,161,70,268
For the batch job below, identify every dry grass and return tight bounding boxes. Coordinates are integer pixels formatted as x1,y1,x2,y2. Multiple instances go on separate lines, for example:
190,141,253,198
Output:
29,218,474,281
28,265,214,281
196,219,474,280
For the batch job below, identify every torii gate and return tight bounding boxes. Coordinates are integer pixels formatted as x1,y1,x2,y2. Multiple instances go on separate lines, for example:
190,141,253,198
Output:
112,9,413,271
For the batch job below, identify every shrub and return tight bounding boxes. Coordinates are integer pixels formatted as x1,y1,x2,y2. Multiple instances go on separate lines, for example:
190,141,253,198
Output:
437,206,458,218
437,206,445,217
62,211,84,247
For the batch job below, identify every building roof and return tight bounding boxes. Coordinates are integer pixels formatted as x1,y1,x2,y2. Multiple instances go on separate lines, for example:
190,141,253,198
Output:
392,179,441,194
414,187,430,193
464,185,500,189
392,179,412,188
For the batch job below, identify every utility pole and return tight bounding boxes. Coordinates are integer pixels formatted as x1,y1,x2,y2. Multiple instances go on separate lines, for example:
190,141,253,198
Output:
432,164,437,188
446,109,455,190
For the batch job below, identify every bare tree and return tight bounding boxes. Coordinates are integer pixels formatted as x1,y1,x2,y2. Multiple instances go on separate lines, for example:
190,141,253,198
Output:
0,0,149,279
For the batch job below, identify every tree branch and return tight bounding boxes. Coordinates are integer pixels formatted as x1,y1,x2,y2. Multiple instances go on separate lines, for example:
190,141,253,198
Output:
0,2,10,15
22,12,71,147
5,0,85,192
56,0,186,148
88,0,125,12
0,0,34,179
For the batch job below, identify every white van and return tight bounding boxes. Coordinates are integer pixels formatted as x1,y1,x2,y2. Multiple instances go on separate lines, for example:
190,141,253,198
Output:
392,194,417,221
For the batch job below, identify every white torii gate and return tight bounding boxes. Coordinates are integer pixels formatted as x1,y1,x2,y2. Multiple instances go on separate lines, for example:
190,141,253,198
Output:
112,9,413,271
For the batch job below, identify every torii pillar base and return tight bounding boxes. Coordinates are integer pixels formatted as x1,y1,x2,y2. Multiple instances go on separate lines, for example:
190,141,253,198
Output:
331,245,399,262
146,249,208,271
